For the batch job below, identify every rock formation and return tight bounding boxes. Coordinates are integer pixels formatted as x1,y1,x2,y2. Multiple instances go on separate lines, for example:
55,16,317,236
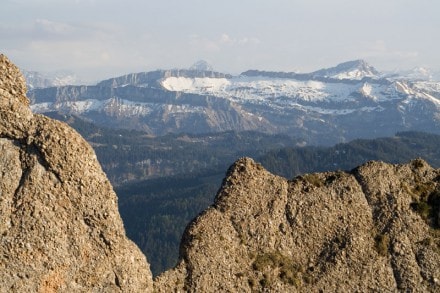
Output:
155,158,440,292
0,54,153,291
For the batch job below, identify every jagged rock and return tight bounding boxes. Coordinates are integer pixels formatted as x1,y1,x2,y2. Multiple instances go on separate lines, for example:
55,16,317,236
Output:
0,54,153,291
155,158,440,292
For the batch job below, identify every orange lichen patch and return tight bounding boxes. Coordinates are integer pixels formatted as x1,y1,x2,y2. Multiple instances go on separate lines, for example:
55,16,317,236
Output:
38,269,66,293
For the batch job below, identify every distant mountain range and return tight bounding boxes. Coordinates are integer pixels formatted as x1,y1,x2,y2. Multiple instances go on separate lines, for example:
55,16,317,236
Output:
27,60,440,145
23,69,81,89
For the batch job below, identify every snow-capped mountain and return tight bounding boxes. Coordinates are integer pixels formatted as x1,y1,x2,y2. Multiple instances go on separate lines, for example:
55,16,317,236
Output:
23,70,80,89
384,67,440,82
28,60,440,145
190,60,214,72
406,67,433,80
311,60,380,80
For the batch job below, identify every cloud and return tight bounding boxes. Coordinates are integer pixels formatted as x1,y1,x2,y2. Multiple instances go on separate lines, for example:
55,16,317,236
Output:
190,33,261,52
0,18,118,44
220,33,232,44
1,18,132,80
7,0,97,4
346,39,420,70
360,40,419,60
34,19,76,36
220,33,261,46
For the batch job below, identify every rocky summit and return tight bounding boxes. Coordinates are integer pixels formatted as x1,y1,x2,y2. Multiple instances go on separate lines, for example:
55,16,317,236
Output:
1,54,440,292
0,54,153,291
156,158,440,292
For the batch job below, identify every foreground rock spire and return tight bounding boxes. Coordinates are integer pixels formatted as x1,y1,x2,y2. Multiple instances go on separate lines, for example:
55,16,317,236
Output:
0,54,153,291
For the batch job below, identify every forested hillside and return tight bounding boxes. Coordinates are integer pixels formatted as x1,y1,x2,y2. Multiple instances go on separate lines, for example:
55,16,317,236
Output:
117,131,440,276
260,131,440,179
45,112,298,185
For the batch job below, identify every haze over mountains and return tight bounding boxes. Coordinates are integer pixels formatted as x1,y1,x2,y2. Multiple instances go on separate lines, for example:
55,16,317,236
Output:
26,60,440,145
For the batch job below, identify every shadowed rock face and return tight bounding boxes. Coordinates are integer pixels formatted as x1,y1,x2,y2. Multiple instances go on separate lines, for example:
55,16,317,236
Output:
0,54,153,291
155,158,440,292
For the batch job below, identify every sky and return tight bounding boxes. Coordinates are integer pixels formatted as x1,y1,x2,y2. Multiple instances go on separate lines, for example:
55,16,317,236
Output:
2,0,440,82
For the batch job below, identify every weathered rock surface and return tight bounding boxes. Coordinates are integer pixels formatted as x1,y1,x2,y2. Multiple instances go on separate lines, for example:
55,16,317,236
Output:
155,158,440,292
0,54,153,291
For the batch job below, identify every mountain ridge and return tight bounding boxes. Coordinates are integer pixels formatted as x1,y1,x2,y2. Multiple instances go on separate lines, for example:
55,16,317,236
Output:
27,59,440,145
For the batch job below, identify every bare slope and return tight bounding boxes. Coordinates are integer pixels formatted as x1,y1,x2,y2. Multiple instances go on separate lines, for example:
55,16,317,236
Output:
0,54,153,291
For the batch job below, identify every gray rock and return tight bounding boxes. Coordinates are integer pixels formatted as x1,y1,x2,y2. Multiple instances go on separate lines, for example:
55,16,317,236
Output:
155,158,440,292
0,54,153,292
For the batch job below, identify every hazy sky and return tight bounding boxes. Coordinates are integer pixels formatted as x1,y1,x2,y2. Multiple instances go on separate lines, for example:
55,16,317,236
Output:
2,0,439,82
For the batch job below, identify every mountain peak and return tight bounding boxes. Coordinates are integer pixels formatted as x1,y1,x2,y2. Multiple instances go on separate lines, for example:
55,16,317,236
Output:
22,69,80,89
190,60,214,71
401,67,433,81
313,59,380,80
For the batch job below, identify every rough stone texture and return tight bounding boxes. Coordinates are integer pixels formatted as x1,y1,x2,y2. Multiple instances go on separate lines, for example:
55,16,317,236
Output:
0,54,153,291
155,158,440,292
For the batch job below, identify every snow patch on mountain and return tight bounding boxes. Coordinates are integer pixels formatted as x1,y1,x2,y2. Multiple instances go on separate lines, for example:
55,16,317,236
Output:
31,99,106,114
400,67,433,81
30,97,207,116
300,105,384,115
161,75,394,104
413,81,440,95
162,77,230,92
359,82,372,96
394,81,415,95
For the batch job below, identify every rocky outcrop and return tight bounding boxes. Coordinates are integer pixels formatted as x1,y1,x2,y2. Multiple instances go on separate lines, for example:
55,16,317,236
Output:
0,54,153,291
155,158,440,292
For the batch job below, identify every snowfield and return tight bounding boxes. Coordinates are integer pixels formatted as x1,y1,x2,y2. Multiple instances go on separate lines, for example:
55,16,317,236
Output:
161,75,394,104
